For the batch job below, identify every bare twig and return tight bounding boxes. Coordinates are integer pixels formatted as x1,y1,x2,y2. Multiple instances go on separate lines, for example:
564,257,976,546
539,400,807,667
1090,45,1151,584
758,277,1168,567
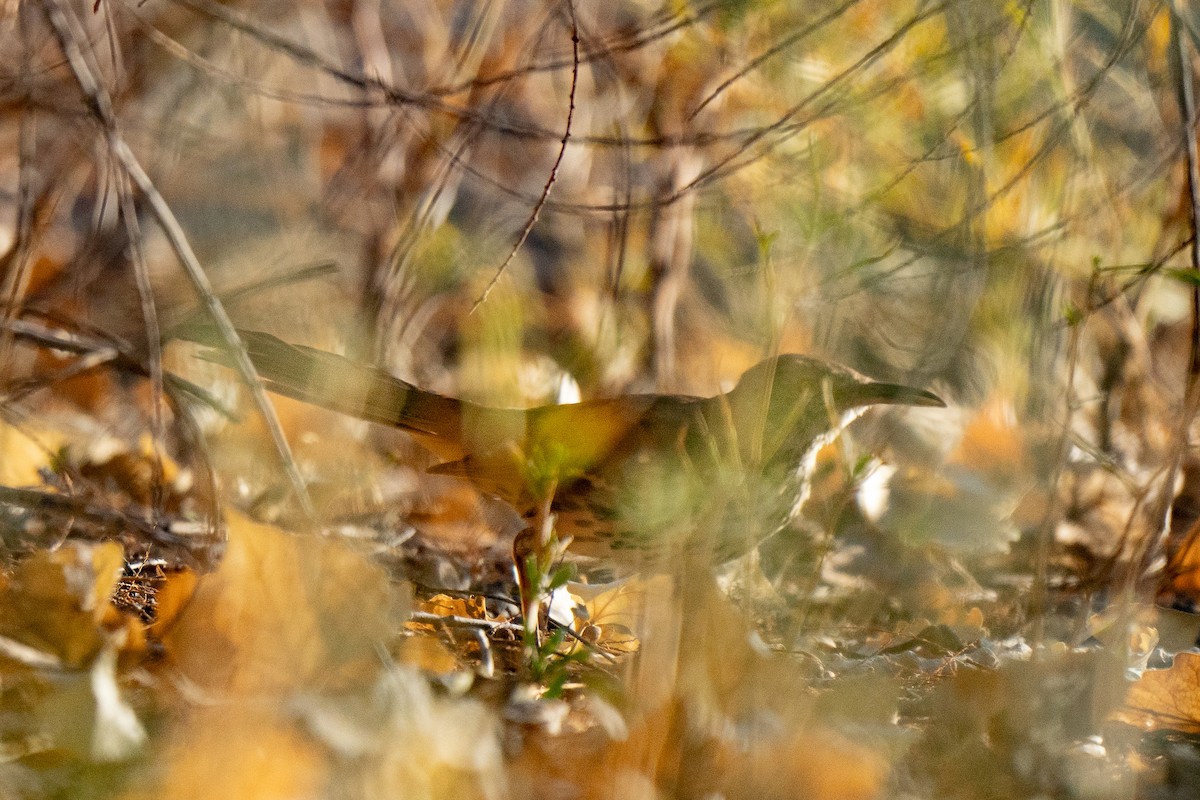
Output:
1,315,237,420
1179,18,1200,381
3,313,228,541
689,0,864,119
0,485,202,553
116,167,167,517
164,261,340,335
436,1,715,96
409,611,523,634
160,0,722,149
470,0,580,313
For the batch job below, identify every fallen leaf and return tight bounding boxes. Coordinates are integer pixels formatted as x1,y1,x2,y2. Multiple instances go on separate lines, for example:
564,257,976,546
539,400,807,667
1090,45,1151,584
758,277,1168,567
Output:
396,634,462,676
149,568,198,634
414,593,488,622
160,509,407,694
1164,516,1200,598
0,542,147,760
0,420,58,487
126,706,327,800
1111,652,1200,734
0,541,128,668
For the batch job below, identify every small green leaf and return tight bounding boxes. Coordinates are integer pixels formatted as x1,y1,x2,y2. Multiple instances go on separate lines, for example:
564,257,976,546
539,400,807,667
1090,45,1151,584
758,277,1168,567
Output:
548,564,575,591
1163,267,1200,287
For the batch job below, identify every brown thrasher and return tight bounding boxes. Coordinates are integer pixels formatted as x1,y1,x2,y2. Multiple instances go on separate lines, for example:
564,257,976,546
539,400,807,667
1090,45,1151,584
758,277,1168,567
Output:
199,330,944,626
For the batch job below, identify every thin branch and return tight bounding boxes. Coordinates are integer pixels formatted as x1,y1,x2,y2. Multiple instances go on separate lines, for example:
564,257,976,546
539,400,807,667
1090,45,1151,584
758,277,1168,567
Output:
2,315,237,419
115,166,167,518
1180,15,1200,380
0,485,203,554
689,0,865,119
164,261,341,335
435,1,716,97
664,0,953,207
157,0,734,150
470,0,581,313
409,611,523,634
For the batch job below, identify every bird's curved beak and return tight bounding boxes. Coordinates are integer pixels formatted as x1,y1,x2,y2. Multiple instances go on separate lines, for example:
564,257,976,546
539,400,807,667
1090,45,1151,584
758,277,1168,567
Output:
855,382,946,408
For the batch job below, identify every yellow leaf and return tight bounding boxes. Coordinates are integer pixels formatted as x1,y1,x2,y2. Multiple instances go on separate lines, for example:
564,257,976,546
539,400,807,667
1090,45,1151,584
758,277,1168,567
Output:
0,541,126,668
1111,652,1200,734
416,593,487,621
395,635,461,676
0,420,58,487
128,707,327,800
0,542,147,760
150,568,198,634
161,510,407,694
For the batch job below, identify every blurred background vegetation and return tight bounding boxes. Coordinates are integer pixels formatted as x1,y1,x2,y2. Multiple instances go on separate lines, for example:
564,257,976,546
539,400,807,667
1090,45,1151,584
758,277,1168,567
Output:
5,0,1200,798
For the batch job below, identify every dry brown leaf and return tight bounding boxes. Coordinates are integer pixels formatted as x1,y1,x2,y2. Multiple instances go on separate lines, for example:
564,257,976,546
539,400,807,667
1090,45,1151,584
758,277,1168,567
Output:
1164,517,1200,597
710,730,887,800
568,579,668,656
0,420,59,487
125,706,328,800
519,700,886,800
0,541,131,669
395,635,462,676
77,433,189,509
593,623,640,655
149,568,198,634
572,576,672,631
1111,652,1200,734
416,592,488,620
161,509,407,694
0,542,147,760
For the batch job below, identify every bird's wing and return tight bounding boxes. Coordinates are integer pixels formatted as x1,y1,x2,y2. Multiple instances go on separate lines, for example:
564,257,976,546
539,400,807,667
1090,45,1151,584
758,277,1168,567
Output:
545,395,715,496
426,395,665,502
525,396,663,476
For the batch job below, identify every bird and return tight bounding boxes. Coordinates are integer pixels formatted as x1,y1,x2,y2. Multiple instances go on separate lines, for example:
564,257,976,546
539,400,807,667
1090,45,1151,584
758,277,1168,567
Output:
195,330,945,573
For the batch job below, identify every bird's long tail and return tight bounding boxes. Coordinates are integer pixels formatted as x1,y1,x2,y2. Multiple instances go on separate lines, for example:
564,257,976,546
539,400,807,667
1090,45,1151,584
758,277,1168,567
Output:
183,328,463,441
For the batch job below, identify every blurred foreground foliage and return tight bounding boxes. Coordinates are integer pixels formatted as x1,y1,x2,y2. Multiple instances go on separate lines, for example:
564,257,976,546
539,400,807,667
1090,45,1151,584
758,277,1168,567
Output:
6,0,1200,797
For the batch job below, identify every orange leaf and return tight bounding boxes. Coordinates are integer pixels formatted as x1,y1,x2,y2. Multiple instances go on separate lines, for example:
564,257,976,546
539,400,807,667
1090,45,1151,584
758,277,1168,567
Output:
1111,652,1200,734
161,510,408,694
128,707,327,800
1164,518,1200,598
150,568,198,634
417,593,487,620
0,420,60,487
0,541,128,668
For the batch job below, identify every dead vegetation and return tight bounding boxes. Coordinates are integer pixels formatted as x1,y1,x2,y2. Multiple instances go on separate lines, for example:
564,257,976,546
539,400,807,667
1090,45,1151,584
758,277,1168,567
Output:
5,1,1200,798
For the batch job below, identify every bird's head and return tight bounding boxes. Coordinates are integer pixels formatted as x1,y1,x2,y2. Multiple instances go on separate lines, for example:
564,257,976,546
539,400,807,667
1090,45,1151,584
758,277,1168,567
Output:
723,354,945,467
